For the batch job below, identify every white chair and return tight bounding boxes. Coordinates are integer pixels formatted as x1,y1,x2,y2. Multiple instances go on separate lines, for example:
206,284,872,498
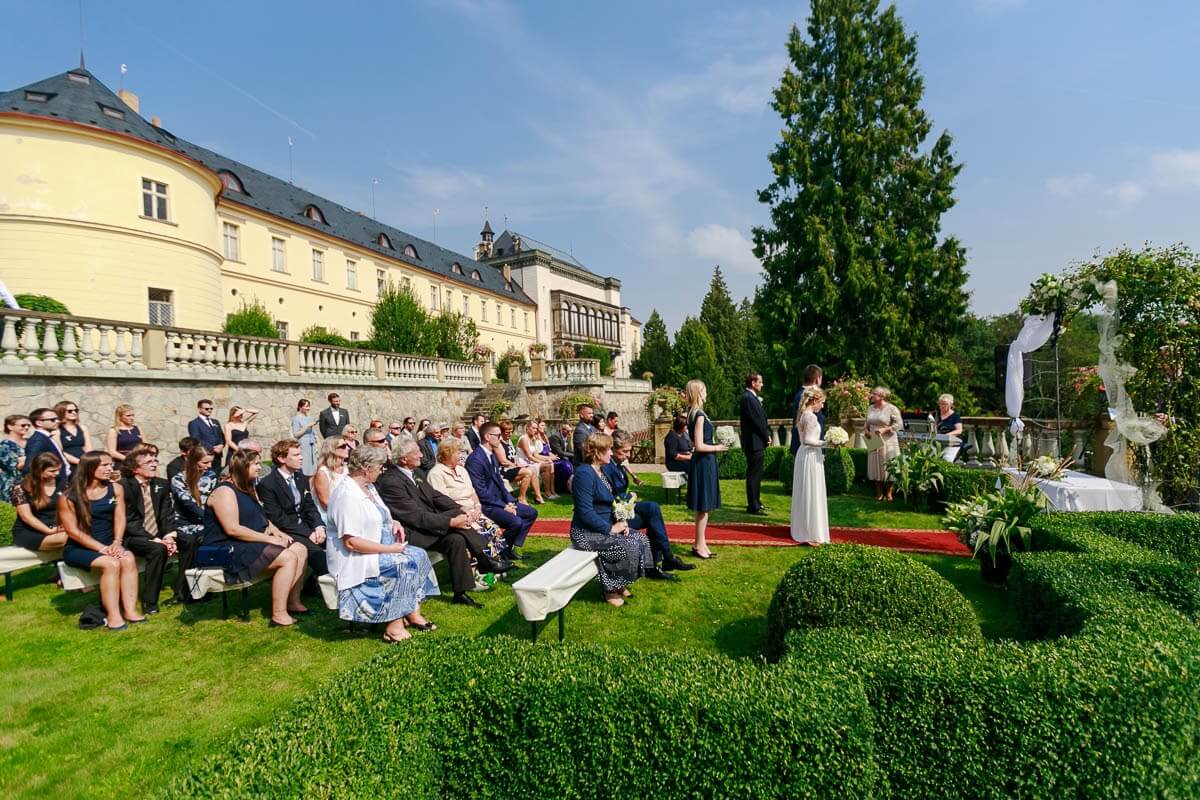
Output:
0,546,60,601
661,471,688,505
512,548,599,642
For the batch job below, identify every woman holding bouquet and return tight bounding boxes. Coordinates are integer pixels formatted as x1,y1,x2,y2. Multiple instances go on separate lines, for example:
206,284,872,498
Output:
570,433,652,607
790,387,829,545
684,380,728,559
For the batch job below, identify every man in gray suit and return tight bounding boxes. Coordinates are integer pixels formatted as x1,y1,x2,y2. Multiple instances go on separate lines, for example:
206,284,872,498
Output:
572,403,597,466
318,392,350,439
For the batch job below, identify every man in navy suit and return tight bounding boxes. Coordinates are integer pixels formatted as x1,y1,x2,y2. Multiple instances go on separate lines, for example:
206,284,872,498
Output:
790,364,825,456
24,407,68,489
465,421,537,557
187,398,226,472
259,439,328,576
739,372,771,515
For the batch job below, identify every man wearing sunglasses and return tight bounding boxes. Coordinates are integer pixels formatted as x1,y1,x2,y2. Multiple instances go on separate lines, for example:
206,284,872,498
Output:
24,407,69,489
187,399,226,472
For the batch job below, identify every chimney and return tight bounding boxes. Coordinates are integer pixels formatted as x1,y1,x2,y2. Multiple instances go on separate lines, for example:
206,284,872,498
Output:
117,89,139,113
502,264,512,282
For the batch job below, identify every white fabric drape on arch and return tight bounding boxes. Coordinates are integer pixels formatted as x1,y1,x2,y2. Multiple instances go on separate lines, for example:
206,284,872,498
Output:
1005,314,1056,435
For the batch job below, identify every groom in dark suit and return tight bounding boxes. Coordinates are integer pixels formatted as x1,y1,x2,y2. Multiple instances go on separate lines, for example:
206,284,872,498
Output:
790,364,825,456
739,372,771,515
318,392,350,439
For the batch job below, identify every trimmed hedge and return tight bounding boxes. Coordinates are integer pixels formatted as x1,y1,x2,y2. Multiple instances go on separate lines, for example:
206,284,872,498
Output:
165,638,881,799
1031,510,1200,568
766,545,982,660
939,461,1002,504
0,500,14,547
717,447,747,479
823,447,855,493
763,445,786,480
778,450,796,491
847,447,869,483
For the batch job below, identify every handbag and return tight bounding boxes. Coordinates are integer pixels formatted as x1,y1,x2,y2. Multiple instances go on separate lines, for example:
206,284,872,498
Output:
195,544,235,569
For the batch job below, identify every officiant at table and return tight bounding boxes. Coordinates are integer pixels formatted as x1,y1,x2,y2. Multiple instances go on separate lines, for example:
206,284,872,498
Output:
865,387,903,502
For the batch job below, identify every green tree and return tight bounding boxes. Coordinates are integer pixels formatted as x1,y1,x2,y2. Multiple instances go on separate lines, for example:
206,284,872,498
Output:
630,309,672,385
752,0,970,412
671,317,730,416
223,298,279,338
699,266,749,418
14,294,70,315
578,343,615,376
369,281,431,355
428,311,479,361
299,325,352,348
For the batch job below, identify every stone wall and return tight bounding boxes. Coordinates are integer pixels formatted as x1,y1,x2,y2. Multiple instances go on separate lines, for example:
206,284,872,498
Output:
514,380,651,430
0,370,480,450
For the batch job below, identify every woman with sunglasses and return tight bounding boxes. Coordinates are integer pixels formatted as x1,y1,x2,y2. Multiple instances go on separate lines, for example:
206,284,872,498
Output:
0,414,31,502
313,436,351,523
53,400,93,467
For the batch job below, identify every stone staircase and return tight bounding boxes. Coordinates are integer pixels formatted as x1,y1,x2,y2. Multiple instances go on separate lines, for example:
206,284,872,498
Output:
462,384,521,422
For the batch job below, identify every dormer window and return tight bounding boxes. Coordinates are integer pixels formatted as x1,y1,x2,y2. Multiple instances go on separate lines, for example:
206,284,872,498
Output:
304,205,327,224
471,270,482,281
24,91,52,103
99,104,125,120
377,233,393,249
451,262,464,275
218,170,246,194
403,244,419,259
67,72,90,85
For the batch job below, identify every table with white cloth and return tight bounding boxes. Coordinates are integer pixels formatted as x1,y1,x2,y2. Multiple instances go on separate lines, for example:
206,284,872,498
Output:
1000,468,1143,512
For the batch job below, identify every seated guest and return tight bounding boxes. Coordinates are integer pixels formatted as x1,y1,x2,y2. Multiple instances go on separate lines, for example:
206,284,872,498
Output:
496,419,537,504
326,446,440,642
572,404,598,466
377,440,510,608
547,421,575,495
571,433,652,607
418,422,446,476
59,451,145,630
465,422,538,559
259,439,328,576
119,444,178,614
201,449,310,627
448,421,471,453
1,414,31,501
607,430,694,576
518,419,557,501
931,393,964,463
426,438,508,563
340,425,360,454
166,437,196,482
10,453,68,553
54,400,93,469
664,414,694,475
104,404,141,463
313,437,350,522
25,407,69,489
171,445,217,602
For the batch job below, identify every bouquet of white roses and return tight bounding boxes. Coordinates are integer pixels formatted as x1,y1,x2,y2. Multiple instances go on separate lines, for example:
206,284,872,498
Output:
613,494,638,522
825,425,849,447
714,426,739,449
1030,455,1066,480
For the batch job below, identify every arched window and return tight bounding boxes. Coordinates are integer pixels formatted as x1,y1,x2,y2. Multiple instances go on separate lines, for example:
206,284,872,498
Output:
471,269,482,281
218,170,246,194
451,262,464,275
304,205,327,224
377,233,393,249
404,244,419,259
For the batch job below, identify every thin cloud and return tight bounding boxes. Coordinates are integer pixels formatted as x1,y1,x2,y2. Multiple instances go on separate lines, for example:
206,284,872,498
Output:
687,224,762,275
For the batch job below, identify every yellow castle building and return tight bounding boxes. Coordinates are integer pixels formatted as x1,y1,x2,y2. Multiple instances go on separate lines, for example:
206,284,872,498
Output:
0,65,538,356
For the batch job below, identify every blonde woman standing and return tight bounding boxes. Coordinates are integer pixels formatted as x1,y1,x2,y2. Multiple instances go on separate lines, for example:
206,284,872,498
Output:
790,387,829,545
684,379,728,559
104,404,141,463
865,387,904,501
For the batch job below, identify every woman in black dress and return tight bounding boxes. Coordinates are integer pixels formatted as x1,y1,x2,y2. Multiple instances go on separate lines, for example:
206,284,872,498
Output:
931,393,964,463
223,405,259,454
104,404,142,464
54,400,93,468
201,449,310,627
10,453,69,552
684,380,728,560
664,414,694,475
59,451,145,630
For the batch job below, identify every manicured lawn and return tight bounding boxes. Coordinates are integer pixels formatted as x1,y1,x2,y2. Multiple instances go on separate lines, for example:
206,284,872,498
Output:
0,534,1013,799
533,473,947,530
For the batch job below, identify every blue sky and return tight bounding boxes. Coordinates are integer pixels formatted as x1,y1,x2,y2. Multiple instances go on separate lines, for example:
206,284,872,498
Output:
4,1,1200,332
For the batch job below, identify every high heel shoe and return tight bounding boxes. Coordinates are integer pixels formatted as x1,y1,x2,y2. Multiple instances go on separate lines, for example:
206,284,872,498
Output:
690,547,715,560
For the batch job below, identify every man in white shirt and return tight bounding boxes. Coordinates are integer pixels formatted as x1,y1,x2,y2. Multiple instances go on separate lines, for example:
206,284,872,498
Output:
318,392,351,439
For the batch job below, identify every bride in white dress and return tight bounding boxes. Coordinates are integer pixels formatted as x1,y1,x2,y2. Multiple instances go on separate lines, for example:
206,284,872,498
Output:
790,386,830,546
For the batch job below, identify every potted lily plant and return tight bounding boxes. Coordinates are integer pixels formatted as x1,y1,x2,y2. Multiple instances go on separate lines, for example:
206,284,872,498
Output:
943,467,1047,585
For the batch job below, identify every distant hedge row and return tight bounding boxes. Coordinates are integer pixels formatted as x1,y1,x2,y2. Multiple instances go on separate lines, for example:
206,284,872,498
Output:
0,501,14,548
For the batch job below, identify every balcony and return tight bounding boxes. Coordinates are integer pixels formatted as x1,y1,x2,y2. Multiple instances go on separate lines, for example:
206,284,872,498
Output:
551,290,622,350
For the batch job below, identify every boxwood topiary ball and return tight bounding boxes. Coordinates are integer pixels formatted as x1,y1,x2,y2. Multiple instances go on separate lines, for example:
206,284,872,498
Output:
718,448,747,479
779,450,796,490
824,448,855,494
765,544,982,661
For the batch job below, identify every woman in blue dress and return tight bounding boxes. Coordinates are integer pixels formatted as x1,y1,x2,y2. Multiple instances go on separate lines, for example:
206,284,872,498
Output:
684,379,728,560
570,432,652,607
326,446,439,642
223,405,259,455
104,404,141,465
291,398,319,476
59,450,145,630
201,449,311,627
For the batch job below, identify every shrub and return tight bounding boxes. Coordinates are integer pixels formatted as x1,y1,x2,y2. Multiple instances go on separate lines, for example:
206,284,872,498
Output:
779,449,796,490
762,445,786,479
1048,510,1200,568
0,501,14,547
14,293,70,315
824,447,855,493
298,325,352,348
645,386,685,420
577,343,614,376
370,281,429,355
765,545,982,661
222,298,279,338
427,310,478,361
166,638,881,799
496,347,527,380
939,461,1001,504
558,392,599,420
847,447,869,483
717,447,747,479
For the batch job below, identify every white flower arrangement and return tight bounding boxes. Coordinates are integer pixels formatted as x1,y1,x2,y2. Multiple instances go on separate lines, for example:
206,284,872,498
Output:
825,425,850,447
1030,455,1066,480
613,494,638,522
714,426,740,448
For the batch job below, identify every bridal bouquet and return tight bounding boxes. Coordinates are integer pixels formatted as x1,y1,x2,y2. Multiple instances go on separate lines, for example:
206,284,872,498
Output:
714,426,740,448
613,494,638,522
825,425,850,447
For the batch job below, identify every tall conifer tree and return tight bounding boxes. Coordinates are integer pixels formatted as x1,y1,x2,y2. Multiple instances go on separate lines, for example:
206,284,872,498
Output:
630,309,673,386
699,266,749,418
752,0,969,409
671,317,729,415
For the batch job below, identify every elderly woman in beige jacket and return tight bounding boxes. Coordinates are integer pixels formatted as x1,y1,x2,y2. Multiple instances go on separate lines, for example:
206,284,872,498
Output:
426,438,506,561
865,386,904,502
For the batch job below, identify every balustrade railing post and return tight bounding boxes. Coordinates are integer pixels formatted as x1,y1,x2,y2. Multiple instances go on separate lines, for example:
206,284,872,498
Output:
61,320,80,367
980,428,995,467
113,326,131,369
1,317,21,365
20,317,42,364
42,319,61,362
79,323,97,367
1071,429,1086,466
965,427,981,468
130,328,146,370
996,429,1009,466
96,325,114,368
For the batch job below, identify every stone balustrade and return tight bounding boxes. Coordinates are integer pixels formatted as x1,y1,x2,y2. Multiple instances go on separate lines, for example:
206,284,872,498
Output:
544,359,602,383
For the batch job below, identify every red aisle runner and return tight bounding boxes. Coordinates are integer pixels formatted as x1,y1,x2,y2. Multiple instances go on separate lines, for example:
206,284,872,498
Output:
529,518,969,557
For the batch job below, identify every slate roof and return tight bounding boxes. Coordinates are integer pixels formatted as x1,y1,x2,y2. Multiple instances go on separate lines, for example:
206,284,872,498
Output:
492,229,596,275
0,67,535,307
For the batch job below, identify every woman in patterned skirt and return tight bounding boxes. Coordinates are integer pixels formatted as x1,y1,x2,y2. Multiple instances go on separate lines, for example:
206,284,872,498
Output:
570,432,652,608
326,446,439,643
865,387,904,502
